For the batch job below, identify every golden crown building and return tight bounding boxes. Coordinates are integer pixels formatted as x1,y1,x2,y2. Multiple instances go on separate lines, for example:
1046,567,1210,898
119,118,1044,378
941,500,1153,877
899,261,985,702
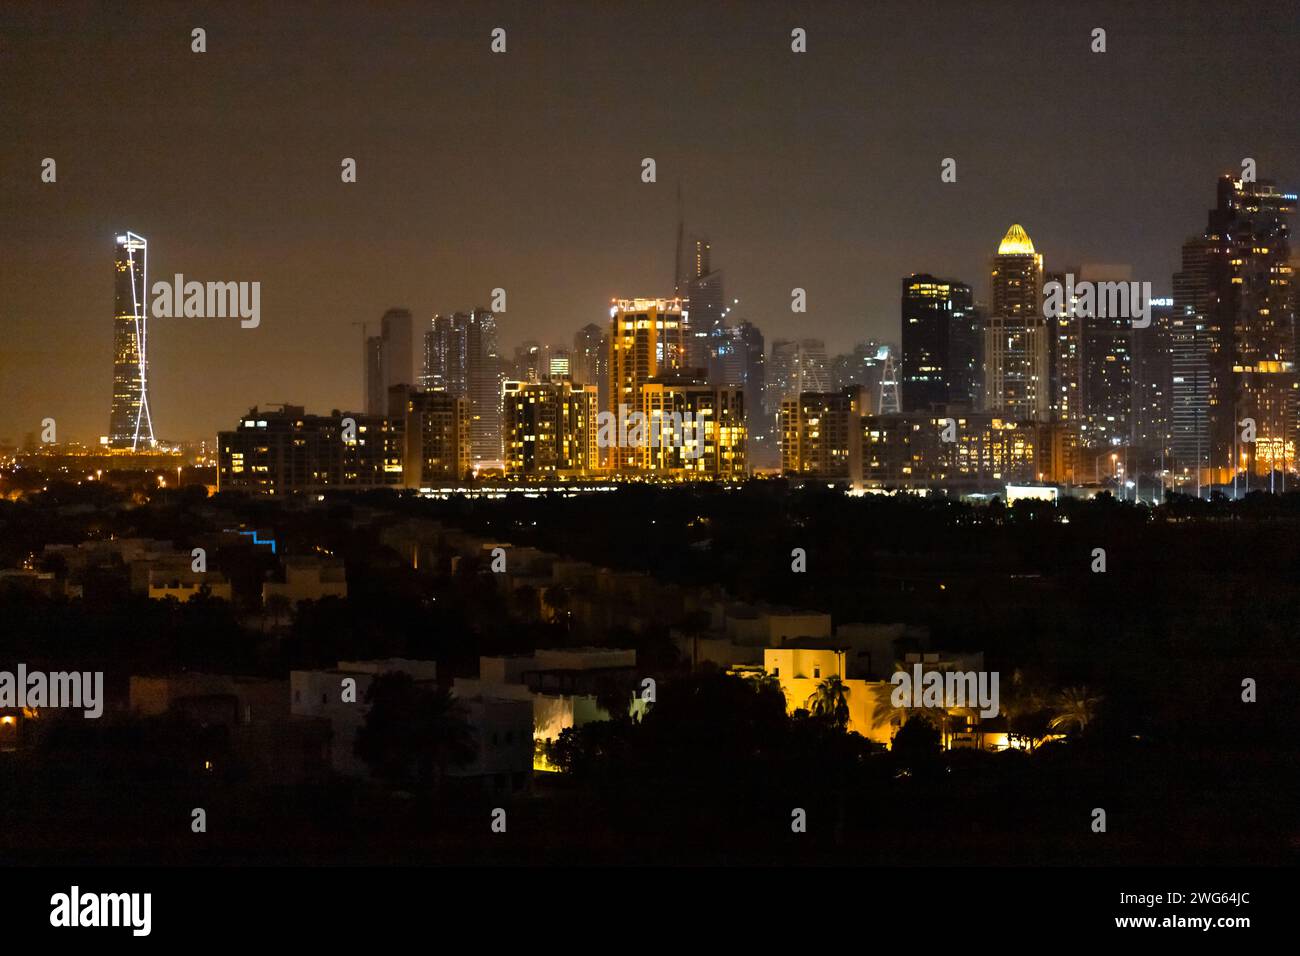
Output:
985,224,1050,422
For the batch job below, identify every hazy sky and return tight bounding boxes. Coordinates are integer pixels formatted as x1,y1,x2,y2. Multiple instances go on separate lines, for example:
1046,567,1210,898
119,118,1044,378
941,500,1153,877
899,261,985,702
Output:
2,0,1298,443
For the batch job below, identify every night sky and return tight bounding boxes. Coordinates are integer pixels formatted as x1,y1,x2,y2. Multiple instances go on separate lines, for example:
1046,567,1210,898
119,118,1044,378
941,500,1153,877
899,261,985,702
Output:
2,0,1298,443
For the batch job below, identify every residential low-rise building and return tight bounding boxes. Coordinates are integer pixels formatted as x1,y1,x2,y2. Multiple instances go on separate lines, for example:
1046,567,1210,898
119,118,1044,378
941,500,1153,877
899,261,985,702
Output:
263,555,347,606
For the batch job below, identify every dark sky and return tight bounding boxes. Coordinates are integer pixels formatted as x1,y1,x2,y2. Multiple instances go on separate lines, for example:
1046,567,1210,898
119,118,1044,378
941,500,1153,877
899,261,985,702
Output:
2,0,1298,444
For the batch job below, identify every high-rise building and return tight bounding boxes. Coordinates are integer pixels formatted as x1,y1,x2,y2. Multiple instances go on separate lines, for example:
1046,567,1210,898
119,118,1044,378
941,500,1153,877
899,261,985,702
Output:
364,336,385,415
1133,300,1174,456
1080,310,1134,449
780,386,870,483
700,321,765,461
984,224,1050,421
766,339,832,465
109,232,156,449
502,379,600,478
363,308,414,415
861,410,1069,489
381,308,414,390
424,309,504,464
637,374,746,479
948,304,984,411
1075,265,1136,449
1173,176,1296,485
511,340,545,383
901,275,973,412
1045,268,1083,426
1171,235,1217,484
547,348,572,380
676,235,726,370
766,340,831,414
608,298,689,471
421,315,452,391
390,384,471,487
572,323,605,387
831,342,890,394
217,405,404,495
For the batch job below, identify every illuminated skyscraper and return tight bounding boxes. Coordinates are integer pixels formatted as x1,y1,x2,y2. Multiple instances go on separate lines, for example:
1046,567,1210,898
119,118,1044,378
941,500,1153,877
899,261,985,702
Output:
984,224,1049,421
679,237,725,367
1173,176,1296,485
426,309,503,464
900,275,973,412
608,298,688,471
1133,300,1174,455
108,232,156,449
1072,265,1137,449
502,379,599,477
1045,268,1083,425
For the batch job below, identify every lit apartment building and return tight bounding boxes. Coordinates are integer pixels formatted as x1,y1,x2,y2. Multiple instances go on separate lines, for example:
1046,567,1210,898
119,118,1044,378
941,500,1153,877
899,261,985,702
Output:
391,385,471,487
779,386,870,482
635,374,746,479
861,411,1073,490
217,406,403,495
608,298,690,470
502,378,600,478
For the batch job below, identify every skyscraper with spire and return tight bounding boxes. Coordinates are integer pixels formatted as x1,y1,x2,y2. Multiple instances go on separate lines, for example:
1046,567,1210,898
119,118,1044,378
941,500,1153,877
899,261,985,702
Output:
108,232,156,449
672,185,724,370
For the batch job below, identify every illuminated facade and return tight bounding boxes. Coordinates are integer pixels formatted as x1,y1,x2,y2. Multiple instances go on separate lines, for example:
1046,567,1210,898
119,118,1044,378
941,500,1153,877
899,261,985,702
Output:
217,406,404,495
780,386,870,482
1221,179,1296,479
424,309,504,464
860,411,1073,489
901,275,972,412
635,375,746,479
1133,301,1174,454
608,298,690,471
1173,177,1296,484
502,379,600,478
108,232,156,449
396,386,471,486
985,224,1049,422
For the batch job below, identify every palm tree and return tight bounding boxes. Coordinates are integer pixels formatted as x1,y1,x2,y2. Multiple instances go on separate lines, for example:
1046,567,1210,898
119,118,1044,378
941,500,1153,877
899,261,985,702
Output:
1002,668,1051,750
871,666,952,748
806,675,851,730
1048,686,1103,736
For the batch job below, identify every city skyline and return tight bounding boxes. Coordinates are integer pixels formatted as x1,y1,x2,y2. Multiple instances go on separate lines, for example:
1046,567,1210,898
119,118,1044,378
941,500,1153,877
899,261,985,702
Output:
5,1,1300,923
4,2,1299,444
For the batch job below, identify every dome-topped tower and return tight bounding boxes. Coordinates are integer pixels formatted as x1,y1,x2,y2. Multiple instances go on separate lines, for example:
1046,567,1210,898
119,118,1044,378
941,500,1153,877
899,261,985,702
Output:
997,223,1036,256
